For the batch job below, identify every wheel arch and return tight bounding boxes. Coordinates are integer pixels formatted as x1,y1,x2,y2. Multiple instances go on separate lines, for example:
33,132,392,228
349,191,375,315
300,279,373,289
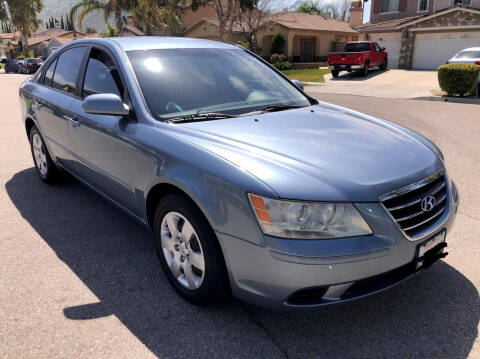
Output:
25,117,36,139
145,180,213,232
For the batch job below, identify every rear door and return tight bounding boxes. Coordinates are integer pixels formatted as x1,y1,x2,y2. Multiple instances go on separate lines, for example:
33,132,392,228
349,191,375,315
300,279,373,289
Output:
68,45,139,214
33,46,88,165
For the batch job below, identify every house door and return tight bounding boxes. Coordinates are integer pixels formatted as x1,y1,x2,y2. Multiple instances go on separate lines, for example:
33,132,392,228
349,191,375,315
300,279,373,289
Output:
301,38,314,62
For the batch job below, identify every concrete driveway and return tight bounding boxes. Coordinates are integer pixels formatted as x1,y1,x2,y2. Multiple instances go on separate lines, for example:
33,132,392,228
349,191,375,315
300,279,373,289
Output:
1,73,479,358
308,69,441,99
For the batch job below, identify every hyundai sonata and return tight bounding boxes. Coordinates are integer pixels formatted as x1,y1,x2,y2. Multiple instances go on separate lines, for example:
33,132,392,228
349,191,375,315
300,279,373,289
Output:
19,37,459,310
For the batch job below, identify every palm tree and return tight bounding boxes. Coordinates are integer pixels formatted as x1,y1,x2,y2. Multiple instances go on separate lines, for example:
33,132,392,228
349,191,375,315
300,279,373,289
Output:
70,0,132,34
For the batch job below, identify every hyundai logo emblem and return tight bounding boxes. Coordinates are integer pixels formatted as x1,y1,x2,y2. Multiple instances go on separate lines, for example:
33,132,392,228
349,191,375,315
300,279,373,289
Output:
421,195,436,212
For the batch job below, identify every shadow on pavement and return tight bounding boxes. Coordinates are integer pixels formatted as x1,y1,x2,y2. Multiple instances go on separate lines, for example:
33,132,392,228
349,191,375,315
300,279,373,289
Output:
330,69,389,81
6,168,479,358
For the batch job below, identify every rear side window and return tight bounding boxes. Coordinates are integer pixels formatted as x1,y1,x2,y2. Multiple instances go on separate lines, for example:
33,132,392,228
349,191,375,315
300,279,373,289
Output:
43,58,58,87
52,47,87,94
454,51,480,59
82,48,124,99
344,43,371,52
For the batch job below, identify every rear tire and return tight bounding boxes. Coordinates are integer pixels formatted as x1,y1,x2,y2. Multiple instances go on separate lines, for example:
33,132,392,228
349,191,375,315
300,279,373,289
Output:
380,58,388,71
29,125,62,184
362,61,369,76
154,194,229,305
331,70,339,78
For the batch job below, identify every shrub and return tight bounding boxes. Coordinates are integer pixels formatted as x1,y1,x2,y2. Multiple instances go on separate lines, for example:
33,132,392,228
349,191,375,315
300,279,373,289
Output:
270,33,286,55
438,63,480,97
270,53,287,63
273,61,292,70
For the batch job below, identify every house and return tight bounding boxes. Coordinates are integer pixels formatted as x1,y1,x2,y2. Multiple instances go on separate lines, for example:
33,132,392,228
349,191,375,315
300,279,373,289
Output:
356,0,480,69
184,12,358,67
0,32,20,60
27,29,87,58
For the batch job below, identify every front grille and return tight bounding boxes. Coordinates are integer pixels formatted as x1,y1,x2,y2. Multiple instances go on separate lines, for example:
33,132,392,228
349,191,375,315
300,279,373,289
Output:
381,171,448,238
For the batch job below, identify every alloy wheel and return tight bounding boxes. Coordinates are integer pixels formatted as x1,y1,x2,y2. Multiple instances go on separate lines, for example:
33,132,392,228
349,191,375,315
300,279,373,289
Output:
160,212,205,290
32,133,48,176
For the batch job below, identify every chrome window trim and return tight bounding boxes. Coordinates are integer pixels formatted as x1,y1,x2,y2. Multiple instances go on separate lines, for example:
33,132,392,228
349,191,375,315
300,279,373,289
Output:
379,169,451,241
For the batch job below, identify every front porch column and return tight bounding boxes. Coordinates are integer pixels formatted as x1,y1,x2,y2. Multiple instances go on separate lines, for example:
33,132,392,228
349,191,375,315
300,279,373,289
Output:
287,32,295,62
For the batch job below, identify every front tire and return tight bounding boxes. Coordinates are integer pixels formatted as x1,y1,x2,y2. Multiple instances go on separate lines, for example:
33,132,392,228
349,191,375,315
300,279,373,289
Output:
154,194,229,305
29,125,61,183
331,69,339,78
380,58,388,70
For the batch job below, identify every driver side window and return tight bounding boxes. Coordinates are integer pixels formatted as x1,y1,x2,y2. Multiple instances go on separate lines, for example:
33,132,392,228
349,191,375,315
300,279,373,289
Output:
82,48,124,99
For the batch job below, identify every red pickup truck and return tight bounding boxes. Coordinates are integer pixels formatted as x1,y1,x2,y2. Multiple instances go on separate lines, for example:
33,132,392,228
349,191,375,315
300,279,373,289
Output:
328,41,388,77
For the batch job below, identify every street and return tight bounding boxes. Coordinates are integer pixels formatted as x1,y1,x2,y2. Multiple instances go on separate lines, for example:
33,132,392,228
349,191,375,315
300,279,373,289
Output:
0,73,479,358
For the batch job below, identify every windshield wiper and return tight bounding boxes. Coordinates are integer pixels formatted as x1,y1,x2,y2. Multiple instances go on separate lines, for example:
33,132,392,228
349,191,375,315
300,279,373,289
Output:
242,104,307,116
166,112,238,124
259,104,307,112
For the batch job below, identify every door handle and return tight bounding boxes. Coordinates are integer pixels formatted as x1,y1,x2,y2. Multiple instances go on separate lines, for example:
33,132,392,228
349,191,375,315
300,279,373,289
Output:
65,115,80,128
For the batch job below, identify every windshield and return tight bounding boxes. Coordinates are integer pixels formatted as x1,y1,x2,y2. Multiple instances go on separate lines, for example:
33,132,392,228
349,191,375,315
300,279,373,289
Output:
454,50,480,59
127,48,310,121
343,43,371,52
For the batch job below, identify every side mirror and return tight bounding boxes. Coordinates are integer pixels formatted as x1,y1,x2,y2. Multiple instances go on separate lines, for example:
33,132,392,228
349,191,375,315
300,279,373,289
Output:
380,47,386,51
291,79,304,91
82,93,130,116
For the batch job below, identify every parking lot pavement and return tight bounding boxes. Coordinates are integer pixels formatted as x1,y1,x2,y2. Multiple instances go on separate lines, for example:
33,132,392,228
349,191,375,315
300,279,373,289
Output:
308,69,441,99
1,73,479,358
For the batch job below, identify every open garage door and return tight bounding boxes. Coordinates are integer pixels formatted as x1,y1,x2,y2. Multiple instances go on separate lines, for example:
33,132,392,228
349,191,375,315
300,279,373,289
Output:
370,33,402,68
413,31,480,69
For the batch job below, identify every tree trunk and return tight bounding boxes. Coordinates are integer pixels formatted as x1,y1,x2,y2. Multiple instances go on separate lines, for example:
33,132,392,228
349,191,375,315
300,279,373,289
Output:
21,33,29,54
114,5,123,34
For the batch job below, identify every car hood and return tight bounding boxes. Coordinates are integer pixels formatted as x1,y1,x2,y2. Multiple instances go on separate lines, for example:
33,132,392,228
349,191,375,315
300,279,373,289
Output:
169,103,443,202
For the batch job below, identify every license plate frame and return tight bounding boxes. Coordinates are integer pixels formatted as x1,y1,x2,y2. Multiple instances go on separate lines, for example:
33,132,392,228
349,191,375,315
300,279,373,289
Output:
418,230,446,258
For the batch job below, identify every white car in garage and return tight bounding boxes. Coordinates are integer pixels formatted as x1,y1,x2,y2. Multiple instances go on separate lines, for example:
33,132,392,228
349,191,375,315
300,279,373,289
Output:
446,47,480,96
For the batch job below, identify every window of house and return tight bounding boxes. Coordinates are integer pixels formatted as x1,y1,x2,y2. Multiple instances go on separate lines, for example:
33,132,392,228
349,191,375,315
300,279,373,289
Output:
418,0,429,11
51,47,87,95
381,0,399,12
453,0,471,5
82,48,124,99
43,58,58,87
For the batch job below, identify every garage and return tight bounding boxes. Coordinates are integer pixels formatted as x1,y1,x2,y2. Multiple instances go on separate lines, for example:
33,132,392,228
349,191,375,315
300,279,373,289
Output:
413,31,480,69
369,32,402,68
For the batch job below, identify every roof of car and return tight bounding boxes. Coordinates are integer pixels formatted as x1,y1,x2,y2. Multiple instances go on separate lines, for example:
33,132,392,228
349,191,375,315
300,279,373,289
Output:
459,47,480,51
100,36,239,52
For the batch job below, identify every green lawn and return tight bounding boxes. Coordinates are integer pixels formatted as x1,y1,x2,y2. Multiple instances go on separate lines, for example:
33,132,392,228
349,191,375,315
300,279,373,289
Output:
281,68,330,83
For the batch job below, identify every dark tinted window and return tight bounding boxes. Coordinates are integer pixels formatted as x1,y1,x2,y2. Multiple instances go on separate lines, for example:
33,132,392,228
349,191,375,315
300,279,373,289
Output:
43,58,58,87
52,47,87,94
82,48,123,98
344,43,371,52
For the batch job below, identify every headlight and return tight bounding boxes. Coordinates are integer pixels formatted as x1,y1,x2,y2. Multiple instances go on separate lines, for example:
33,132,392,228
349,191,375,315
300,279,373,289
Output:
248,194,372,239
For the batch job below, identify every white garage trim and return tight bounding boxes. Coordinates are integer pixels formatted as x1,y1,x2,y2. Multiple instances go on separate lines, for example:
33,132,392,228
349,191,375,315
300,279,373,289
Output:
409,25,480,31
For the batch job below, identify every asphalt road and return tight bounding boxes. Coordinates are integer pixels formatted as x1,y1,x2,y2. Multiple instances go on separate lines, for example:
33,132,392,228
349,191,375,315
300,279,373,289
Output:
1,73,479,358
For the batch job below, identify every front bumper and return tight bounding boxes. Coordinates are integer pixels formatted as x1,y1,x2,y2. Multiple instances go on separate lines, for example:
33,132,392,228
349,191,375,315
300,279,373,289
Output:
217,182,459,311
329,65,363,71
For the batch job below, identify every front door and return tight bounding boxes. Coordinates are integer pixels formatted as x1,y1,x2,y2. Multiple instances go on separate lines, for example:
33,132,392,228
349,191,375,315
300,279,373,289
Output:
68,46,138,215
300,39,314,63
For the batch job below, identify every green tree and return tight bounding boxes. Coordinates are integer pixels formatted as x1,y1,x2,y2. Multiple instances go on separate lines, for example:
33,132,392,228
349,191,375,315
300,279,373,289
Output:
270,32,285,55
295,0,327,15
1,0,44,52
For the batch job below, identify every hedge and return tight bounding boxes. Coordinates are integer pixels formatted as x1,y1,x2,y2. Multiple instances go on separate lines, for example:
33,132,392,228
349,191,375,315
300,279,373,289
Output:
438,63,480,97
